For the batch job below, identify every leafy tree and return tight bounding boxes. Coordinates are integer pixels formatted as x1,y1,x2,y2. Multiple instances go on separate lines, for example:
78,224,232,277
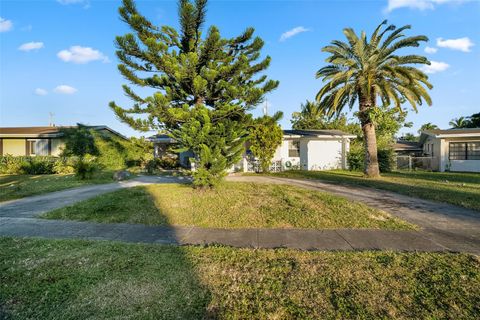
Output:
468,112,480,128
248,111,283,173
449,117,467,129
291,100,325,130
400,133,418,142
315,20,432,177
109,0,278,187
291,100,362,135
418,122,439,133
448,113,480,128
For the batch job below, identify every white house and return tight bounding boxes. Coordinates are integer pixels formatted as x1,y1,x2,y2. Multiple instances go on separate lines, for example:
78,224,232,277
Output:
150,129,356,172
419,128,480,172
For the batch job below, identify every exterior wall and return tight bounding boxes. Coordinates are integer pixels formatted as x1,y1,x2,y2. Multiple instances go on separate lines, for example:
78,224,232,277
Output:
440,137,480,172
422,136,441,171
306,139,343,170
273,139,300,168
2,139,26,156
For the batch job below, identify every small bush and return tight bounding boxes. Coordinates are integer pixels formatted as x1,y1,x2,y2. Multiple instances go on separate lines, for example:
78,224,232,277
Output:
53,157,75,174
73,155,100,180
378,148,396,173
347,147,395,173
347,147,364,171
0,155,59,174
0,155,25,174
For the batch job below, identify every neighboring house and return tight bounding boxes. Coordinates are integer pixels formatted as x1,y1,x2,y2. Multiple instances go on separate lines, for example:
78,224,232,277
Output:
393,140,423,156
150,129,356,171
418,128,480,172
0,126,127,157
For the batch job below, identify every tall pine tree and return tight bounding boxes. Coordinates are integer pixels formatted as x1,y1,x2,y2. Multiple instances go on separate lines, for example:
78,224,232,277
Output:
109,0,278,187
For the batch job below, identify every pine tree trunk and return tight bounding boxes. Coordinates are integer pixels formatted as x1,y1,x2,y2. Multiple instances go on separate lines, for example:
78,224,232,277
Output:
359,94,380,178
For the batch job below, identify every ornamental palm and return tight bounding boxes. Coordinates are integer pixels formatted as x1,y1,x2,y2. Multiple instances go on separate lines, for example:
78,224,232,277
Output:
316,20,432,177
449,117,467,128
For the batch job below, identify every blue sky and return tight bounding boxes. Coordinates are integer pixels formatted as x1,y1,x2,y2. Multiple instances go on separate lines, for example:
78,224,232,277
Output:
1,0,479,138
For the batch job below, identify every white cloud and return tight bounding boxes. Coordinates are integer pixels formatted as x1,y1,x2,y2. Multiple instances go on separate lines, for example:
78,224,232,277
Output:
421,61,450,74
436,37,474,52
54,85,77,94
34,88,48,96
57,46,109,64
424,46,438,54
0,17,13,32
18,42,44,52
385,0,467,13
280,26,310,42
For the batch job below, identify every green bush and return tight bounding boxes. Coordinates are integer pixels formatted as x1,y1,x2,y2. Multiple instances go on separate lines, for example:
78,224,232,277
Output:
73,155,100,180
347,147,395,173
347,148,364,171
0,155,60,174
0,155,25,174
53,158,75,174
378,148,396,173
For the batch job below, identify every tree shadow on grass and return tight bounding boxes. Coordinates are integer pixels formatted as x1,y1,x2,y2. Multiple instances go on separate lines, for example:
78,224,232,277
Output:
0,188,214,319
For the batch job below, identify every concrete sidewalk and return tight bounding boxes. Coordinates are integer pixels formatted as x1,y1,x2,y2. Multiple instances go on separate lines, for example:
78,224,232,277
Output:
0,217,448,252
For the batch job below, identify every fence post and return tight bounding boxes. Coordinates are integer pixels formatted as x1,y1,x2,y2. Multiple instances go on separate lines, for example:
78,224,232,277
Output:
408,155,412,171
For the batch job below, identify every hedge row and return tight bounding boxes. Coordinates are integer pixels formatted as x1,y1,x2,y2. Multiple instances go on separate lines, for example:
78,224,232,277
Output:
0,155,75,175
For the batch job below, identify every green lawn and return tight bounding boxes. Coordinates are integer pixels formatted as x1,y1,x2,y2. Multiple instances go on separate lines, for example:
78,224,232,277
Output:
1,237,479,319
272,170,480,211
43,182,414,230
0,172,115,202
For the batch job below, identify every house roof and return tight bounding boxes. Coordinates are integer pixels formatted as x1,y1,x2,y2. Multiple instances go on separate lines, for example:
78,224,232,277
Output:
0,125,128,140
148,134,175,143
283,129,357,138
419,128,480,144
394,140,422,151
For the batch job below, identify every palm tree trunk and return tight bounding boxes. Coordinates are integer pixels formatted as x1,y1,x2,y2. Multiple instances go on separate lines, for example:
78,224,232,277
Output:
359,95,380,178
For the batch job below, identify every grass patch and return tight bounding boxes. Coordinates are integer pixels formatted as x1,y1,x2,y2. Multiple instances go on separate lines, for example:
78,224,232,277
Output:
0,172,116,202
43,182,414,230
1,237,479,319
272,170,480,211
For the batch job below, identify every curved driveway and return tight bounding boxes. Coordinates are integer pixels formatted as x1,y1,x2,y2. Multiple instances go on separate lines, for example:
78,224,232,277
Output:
1,174,479,254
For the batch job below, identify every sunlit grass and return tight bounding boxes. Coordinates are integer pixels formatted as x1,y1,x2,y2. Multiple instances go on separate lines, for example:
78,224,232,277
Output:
43,182,415,230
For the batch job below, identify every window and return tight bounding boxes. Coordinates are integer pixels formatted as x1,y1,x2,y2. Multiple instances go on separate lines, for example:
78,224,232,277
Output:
288,140,300,157
449,142,480,160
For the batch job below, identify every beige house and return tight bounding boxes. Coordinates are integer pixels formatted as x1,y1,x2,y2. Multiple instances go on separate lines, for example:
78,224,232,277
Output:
0,126,127,157
419,128,480,172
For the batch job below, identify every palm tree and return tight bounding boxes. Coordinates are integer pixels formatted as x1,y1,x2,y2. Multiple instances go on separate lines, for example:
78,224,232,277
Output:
449,117,467,128
315,20,432,177
291,100,322,129
418,122,439,133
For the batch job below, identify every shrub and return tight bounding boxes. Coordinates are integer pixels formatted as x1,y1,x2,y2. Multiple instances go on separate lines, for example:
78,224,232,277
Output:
0,155,25,174
73,155,100,180
347,147,364,171
53,157,75,174
378,148,396,173
347,147,395,173
0,155,60,174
